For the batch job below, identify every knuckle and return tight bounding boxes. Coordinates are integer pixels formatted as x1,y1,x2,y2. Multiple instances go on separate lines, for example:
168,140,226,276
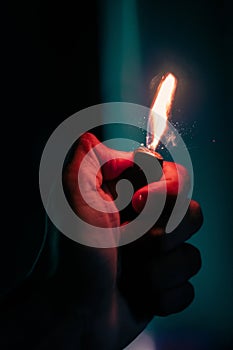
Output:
176,163,189,179
176,163,191,193
79,132,99,151
184,243,202,274
189,200,204,232
157,282,195,316
191,246,202,272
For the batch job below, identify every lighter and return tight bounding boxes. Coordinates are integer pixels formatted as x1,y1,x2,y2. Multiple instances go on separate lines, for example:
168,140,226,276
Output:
116,72,177,223
115,146,163,223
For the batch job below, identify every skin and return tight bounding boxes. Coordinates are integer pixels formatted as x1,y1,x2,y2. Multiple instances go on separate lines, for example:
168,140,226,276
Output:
0,132,203,349
59,132,203,349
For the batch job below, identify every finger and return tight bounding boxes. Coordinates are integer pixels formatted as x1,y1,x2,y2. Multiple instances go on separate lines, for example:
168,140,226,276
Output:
68,132,134,181
132,161,191,213
144,199,203,253
64,132,133,200
154,200,204,252
119,199,203,269
153,282,195,316
63,133,121,225
147,243,202,291
63,132,134,227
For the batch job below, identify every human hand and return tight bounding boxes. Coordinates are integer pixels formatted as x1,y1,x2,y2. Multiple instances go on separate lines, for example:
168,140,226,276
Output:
58,132,203,349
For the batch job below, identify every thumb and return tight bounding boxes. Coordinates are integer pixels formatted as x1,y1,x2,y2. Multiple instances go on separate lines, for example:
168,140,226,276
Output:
76,132,135,180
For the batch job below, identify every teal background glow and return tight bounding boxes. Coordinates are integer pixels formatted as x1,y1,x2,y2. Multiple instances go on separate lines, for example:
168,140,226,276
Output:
99,1,232,349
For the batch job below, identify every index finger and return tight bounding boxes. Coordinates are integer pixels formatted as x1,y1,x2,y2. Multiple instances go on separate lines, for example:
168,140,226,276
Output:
132,161,191,213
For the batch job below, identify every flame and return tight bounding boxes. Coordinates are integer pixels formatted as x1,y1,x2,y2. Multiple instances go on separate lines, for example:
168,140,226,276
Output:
147,73,177,150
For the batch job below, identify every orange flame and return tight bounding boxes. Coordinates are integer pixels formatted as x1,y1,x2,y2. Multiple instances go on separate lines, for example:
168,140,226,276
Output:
147,73,177,150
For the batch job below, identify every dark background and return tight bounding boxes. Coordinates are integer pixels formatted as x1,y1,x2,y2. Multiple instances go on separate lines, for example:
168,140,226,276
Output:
2,0,232,349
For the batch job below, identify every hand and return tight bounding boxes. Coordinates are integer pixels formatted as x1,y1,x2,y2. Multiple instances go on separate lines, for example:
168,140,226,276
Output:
56,132,203,349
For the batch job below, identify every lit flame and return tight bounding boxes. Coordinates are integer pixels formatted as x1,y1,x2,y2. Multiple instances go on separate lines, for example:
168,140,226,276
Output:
146,73,177,150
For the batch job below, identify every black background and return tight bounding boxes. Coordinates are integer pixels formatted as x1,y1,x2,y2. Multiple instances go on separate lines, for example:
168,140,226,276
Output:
2,0,232,349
